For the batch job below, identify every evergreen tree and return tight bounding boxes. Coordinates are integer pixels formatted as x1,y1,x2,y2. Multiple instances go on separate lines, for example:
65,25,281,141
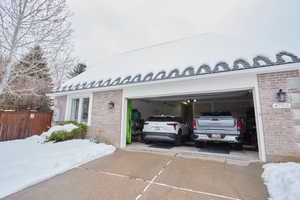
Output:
11,46,52,81
2,46,53,110
68,63,87,78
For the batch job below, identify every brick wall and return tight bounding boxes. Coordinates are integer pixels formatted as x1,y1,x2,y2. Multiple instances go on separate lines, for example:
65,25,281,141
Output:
53,95,67,122
257,70,300,160
88,90,123,147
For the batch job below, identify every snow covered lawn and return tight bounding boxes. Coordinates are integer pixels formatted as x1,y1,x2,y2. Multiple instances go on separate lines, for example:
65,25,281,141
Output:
0,132,115,198
262,162,300,200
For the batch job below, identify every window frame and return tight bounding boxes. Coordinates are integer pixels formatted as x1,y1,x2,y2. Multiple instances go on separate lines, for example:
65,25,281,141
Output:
70,98,80,121
65,93,93,125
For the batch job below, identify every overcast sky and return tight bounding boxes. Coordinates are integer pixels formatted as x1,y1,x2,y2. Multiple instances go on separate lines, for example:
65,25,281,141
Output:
67,0,300,67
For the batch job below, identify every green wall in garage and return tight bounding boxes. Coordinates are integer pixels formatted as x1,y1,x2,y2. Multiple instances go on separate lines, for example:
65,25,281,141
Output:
126,99,132,144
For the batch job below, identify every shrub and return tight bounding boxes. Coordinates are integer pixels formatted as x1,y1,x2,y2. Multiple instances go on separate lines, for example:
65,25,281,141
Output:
46,121,87,142
58,121,87,138
46,130,73,142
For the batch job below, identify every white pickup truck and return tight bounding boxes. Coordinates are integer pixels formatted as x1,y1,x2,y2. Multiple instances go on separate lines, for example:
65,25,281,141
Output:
192,112,243,145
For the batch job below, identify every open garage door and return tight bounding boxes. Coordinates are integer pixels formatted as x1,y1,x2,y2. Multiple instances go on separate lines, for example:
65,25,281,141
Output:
126,90,259,160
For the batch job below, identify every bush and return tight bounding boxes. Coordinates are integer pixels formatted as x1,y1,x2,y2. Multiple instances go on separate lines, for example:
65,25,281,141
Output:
57,121,87,138
46,130,74,142
46,121,87,142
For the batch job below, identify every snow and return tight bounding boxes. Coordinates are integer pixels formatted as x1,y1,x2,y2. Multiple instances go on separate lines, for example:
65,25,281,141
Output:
262,162,300,200
0,131,115,198
41,123,78,138
61,32,300,89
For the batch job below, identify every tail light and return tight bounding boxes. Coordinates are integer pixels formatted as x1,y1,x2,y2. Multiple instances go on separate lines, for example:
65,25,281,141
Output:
192,120,196,130
167,123,177,130
236,121,241,131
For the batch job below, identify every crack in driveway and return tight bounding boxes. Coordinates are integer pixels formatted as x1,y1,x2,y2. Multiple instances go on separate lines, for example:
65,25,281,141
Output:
79,159,242,200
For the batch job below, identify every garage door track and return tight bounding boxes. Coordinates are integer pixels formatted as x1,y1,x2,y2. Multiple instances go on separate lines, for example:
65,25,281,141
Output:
4,150,267,200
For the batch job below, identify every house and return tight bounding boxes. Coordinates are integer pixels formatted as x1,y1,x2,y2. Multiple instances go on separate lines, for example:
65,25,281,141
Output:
49,33,300,162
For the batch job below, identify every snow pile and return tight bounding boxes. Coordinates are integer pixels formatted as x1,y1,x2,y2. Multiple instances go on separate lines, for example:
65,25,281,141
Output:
0,136,115,198
41,124,78,138
262,162,300,200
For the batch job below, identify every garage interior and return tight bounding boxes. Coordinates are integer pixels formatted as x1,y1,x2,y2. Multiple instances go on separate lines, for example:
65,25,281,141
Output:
127,90,259,161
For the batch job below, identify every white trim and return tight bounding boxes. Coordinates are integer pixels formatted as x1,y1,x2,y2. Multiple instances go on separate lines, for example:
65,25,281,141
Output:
120,73,266,161
120,97,127,148
65,92,93,125
121,89,265,161
87,93,93,126
78,98,83,123
253,81,267,161
49,62,300,97
124,87,253,100
65,95,71,121
123,73,256,99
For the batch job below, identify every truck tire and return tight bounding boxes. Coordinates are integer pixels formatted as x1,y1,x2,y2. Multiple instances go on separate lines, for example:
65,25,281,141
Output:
145,140,151,144
231,143,243,150
196,141,206,148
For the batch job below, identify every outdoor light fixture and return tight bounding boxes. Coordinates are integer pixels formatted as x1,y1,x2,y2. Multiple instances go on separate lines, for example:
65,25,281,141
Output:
108,101,115,109
276,89,287,102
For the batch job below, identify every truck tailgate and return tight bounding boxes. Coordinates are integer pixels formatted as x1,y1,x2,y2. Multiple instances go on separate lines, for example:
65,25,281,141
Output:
196,116,235,129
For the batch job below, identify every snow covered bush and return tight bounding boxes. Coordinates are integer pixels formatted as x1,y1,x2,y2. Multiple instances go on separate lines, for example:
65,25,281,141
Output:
46,121,87,142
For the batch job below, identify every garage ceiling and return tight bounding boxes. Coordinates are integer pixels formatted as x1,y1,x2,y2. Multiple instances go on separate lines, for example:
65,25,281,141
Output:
135,90,252,102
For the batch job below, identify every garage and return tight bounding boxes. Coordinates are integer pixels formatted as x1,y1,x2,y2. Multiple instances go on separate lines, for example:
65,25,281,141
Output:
52,30,300,162
125,90,259,160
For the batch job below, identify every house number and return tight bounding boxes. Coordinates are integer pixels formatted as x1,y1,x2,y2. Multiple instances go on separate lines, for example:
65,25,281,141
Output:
272,103,291,109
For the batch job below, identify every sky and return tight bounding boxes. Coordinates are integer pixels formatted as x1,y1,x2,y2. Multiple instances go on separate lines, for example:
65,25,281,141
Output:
67,0,300,68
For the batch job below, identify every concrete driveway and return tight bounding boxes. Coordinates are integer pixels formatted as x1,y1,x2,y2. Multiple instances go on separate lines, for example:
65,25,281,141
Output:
4,150,267,200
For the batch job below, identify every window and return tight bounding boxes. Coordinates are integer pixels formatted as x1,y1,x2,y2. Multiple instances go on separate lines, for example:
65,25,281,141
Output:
81,98,90,123
70,98,80,121
68,96,91,124
147,116,183,123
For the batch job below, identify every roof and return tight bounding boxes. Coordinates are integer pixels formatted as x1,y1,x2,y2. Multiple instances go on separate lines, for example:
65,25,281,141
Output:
52,33,300,94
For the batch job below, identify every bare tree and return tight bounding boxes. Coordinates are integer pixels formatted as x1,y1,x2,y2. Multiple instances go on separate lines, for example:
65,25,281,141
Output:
0,55,6,82
0,0,73,94
49,43,76,87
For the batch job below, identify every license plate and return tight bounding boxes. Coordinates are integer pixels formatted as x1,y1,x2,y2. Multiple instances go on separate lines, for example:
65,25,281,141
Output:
154,127,161,131
212,134,221,139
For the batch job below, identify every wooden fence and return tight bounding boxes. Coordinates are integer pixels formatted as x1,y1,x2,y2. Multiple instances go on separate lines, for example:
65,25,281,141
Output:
0,111,53,141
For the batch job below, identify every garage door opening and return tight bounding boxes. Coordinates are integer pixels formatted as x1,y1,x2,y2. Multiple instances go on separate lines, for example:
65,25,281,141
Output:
126,90,259,160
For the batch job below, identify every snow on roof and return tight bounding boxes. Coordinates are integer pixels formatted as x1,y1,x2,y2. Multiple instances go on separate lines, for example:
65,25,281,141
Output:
53,33,300,94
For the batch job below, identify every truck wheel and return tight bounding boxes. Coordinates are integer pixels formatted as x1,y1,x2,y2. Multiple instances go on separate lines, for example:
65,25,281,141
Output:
196,141,206,148
144,140,151,144
232,143,243,150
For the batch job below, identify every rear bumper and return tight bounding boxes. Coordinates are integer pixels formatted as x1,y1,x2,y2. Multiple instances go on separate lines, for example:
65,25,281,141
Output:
143,132,177,142
192,133,240,143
